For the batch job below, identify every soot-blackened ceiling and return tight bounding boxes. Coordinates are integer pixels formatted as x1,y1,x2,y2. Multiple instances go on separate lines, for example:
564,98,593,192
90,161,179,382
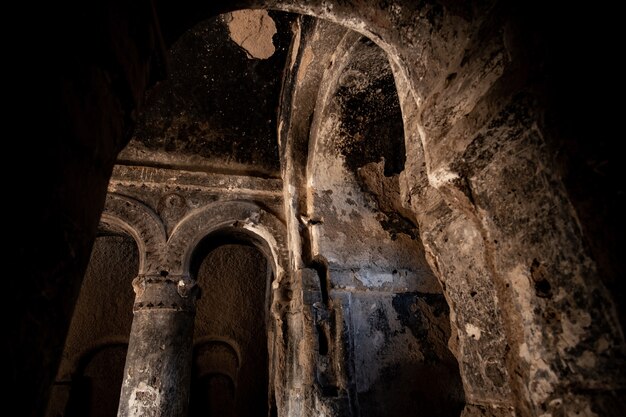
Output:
119,10,296,177
335,37,405,177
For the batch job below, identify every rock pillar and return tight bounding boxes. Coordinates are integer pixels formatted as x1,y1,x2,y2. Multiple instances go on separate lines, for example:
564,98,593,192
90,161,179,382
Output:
117,274,198,417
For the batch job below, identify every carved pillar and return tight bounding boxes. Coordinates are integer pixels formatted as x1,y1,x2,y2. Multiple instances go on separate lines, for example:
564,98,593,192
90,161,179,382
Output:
117,274,198,417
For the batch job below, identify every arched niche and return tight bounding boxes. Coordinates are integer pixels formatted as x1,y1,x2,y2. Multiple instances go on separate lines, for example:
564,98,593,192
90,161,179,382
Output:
166,200,288,279
299,22,465,417
63,342,129,417
48,195,159,417
46,232,139,417
191,372,237,417
191,339,241,417
100,193,167,275
188,225,278,417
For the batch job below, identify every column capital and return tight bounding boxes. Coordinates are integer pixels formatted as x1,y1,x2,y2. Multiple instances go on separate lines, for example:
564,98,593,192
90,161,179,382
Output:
131,274,199,313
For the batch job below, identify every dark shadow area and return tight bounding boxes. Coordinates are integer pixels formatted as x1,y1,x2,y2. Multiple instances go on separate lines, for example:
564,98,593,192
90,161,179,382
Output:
66,344,128,417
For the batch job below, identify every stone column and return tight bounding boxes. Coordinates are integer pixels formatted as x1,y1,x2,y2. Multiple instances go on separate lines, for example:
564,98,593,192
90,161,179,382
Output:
117,274,198,417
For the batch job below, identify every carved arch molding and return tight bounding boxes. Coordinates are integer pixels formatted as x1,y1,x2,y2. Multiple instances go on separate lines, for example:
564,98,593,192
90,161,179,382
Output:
99,193,288,279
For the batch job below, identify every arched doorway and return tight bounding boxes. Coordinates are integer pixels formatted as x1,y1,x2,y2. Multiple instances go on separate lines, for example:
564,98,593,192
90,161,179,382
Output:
190,229,275,417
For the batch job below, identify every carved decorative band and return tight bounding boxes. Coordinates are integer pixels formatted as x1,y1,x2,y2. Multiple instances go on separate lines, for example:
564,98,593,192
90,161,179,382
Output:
132,275,199,313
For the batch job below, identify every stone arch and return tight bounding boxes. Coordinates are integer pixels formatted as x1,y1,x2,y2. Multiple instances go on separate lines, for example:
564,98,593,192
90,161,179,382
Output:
99,193,167,275
190,371,237,417
166,200,288,279
66,336,129,379
193,337,241,382
179,203,284,417
64,339,129,417
298,22,467,416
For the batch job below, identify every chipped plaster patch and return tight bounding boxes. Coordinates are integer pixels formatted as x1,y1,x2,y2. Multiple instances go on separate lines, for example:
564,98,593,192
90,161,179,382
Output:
128,382,160,417
465,323,482,340
428,167,459,188
353,269,394,288
509,264,559,404
455,223,480,256
225,10,277,59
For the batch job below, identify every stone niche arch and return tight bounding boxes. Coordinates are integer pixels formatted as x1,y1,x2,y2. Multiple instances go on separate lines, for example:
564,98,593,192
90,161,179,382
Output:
99,193,167,275
171,200,289,417
46,229,139,417
297,20,466,417
193,337,242,381
166,200,288,279
63,341,129,417
191,338,241,417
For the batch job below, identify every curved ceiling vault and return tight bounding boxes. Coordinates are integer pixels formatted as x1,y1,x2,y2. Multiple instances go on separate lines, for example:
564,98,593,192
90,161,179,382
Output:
117,9,407,184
